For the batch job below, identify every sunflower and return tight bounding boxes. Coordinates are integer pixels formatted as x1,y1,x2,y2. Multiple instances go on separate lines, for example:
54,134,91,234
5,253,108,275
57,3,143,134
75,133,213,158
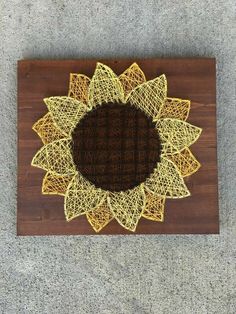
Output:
31,62,202,232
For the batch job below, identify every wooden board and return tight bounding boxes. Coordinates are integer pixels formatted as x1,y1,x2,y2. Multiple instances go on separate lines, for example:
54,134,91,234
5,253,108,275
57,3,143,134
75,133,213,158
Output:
17,58,219,235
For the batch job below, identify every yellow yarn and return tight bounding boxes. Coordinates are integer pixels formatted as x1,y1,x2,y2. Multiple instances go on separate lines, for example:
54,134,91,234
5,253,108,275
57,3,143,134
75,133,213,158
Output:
86,201,113,233
31,139,76,175
64,173,108,221
107,185,146,232
127,74,167,121
44,96,87,136
31,62,202,232
32,112,66,144
42,172,73,196
119,62,146,97
68,73,90,105
157,118,202,155
166,148,201,177
142,193,165,222
159,97,190,121
88,62,124,109
144,158,190,199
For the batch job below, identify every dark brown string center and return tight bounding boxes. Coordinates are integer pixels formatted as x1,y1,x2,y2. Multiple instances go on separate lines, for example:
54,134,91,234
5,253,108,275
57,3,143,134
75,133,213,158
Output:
72,103,161,192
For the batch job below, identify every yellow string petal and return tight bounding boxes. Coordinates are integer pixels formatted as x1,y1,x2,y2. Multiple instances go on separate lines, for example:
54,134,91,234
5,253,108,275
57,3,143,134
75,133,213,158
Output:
159,97,190,121
32,112,66,144
68,73,90,105
107,185,146,232
127,74,167,120
166,148,201,177
42,172,73,196
88,62,124,109
86,201,113,233
64,173,108,221
142,192,165,222
31,139,76,175
44,96,87,135
144,158,190,198
119,62,146,97
157,118,202,155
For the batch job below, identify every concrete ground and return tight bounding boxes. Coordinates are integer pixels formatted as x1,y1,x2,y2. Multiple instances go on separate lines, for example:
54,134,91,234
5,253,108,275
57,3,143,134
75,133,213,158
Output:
0,1,236,313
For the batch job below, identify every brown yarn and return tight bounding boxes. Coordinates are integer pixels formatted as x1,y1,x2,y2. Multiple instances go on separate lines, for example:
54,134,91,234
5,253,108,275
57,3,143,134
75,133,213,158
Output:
71,102,161,192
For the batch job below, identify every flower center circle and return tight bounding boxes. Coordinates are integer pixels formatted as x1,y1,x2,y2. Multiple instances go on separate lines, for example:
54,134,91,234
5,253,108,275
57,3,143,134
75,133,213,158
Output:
72,103,161,192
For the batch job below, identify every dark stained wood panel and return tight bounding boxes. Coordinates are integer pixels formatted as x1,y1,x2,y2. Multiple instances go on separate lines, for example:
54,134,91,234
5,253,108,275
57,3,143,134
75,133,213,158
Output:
17,58,219,235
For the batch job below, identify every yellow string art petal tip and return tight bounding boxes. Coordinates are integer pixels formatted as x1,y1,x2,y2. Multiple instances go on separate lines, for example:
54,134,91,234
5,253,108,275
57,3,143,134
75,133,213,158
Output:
44,96,87,136
32,112,67,144
127,74,167,121
142,192,165,222
144,158,190,199
64,173,108,222
31,139,76,175
86,201,113,233
157,118,202,156
68,73,90,105
159,97,190,121
166,147,201,177
119,62,146,98
88,62,125,109
107,185,146,232
42,172,73,196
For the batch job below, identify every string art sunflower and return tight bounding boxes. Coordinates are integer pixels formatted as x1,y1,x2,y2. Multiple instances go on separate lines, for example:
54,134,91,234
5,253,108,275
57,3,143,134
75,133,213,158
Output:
31,62,202,232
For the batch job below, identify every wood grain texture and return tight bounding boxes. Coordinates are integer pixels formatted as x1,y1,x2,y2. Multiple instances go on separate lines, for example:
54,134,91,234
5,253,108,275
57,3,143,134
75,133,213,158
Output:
17,58,219,235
